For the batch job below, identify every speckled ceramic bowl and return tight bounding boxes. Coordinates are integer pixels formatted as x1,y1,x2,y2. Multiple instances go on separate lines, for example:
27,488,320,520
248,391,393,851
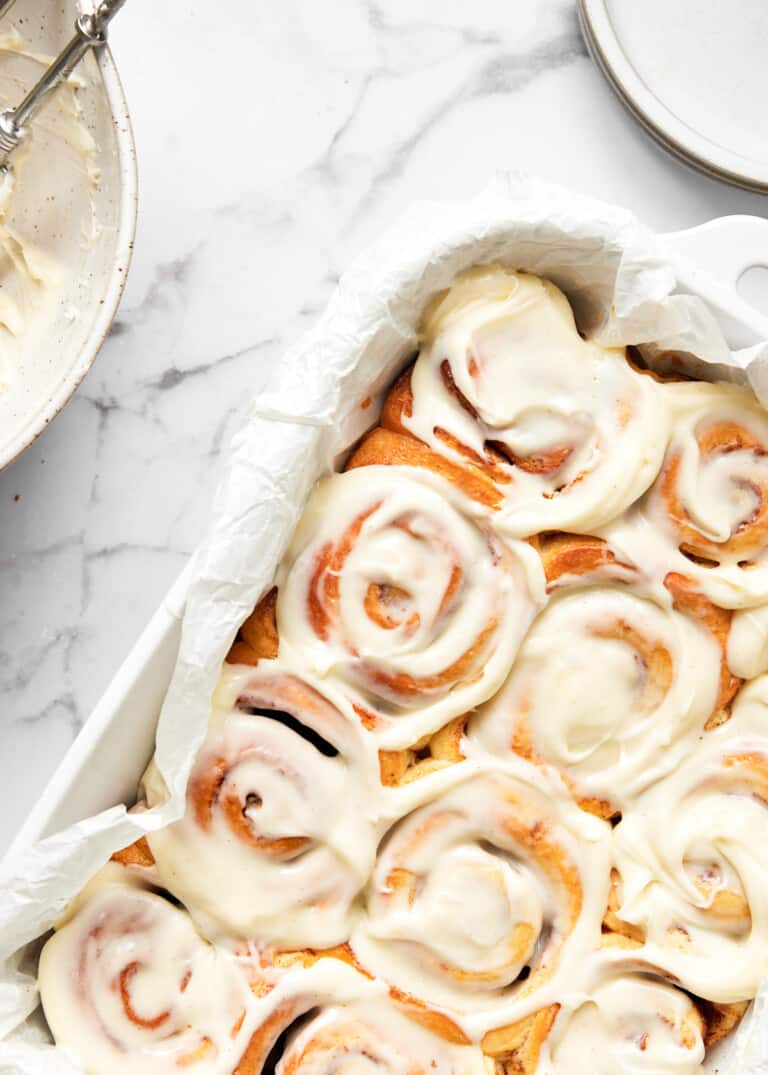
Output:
0,0,137,470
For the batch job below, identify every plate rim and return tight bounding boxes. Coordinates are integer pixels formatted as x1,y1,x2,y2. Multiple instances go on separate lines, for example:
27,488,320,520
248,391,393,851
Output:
579,0,768,195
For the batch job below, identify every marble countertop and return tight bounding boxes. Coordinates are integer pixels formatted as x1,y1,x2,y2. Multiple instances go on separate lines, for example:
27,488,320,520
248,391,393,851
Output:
1,0,766,852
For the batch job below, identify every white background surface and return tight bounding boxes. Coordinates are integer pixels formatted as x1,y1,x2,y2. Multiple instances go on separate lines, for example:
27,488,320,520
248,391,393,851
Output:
607,0,768,164
0,0,766,852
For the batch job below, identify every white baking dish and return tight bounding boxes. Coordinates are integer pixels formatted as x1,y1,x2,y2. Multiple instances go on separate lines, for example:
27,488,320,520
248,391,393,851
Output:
5,211,768,861
2,205,768,1075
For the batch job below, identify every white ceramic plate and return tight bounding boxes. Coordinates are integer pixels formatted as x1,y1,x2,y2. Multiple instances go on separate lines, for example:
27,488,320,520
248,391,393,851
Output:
0,0,136,470
580,0,768,193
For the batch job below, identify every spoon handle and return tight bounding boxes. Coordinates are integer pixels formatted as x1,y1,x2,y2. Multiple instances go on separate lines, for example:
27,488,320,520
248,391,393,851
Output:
0,0,128,166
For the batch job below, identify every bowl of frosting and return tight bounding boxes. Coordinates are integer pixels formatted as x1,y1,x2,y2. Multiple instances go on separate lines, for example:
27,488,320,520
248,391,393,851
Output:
0,0,136,470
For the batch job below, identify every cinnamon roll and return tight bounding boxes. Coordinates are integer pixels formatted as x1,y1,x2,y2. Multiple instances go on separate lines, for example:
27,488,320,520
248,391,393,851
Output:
274,1000,491,1075
38,868,258,1075
637,380,768,608
539,538,740,730
609,674,768,1002
143,665,377,947
543,960,706,1075
274,467,543,746
379,267,668,537
470,581,725,817
352,770,610,1054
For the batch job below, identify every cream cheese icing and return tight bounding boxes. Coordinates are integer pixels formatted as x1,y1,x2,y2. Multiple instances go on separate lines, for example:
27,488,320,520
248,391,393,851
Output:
0,32,98,386
542,962,705,1075
728,603,768,678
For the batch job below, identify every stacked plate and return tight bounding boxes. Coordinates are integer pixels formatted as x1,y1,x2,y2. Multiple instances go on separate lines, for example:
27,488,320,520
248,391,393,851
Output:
579,0,768,194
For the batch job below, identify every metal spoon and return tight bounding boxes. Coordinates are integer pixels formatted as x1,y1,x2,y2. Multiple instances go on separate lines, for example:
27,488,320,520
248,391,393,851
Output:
0,0,128,169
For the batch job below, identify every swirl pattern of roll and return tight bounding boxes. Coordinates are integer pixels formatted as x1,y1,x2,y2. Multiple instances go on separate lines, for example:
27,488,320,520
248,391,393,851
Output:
608,674,768,1003
143,665,377,947
37,869,258,1075
274,466,543,745
470,575,731,816
376,266,669,537
618,380,768,609
352,771,610,1055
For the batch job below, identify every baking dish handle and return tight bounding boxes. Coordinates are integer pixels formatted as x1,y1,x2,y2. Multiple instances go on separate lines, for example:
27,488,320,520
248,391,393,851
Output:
661,215,768,298
659,214,768,342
